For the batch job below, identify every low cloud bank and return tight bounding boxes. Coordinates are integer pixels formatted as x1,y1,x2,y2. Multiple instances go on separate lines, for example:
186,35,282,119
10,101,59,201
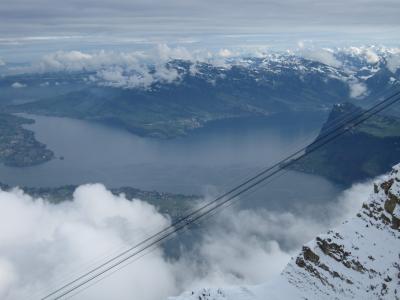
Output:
387,51,400,73
0,180,375,299
298,46,342,68
0,184,175,300
12,45,233,89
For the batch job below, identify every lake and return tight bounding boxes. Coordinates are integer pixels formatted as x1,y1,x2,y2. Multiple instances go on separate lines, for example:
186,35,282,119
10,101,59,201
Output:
0,112,343,214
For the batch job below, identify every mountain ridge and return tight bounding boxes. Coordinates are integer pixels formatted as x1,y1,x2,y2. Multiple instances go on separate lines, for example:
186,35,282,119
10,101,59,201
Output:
289,102,400,185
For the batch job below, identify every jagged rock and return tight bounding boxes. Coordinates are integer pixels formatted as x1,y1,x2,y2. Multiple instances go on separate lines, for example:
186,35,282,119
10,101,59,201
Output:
392,215,400,230
295,257,306,268
302,247,320,264
381,179,394,195
316,237,349,262
384,192,398,214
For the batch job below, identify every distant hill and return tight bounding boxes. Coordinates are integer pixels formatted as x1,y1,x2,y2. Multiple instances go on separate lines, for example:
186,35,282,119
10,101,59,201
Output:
0,182,198,220
0,113,54,167
289,103,400,185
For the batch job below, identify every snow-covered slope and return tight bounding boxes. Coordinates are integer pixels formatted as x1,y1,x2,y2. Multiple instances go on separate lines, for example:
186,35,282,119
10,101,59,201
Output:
171,164,400,300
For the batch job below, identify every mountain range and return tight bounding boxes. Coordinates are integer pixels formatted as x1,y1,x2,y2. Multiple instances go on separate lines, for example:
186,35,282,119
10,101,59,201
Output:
2,47,399,138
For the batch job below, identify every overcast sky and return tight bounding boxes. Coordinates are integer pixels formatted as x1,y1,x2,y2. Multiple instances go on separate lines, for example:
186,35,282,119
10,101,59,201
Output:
0,0,399,61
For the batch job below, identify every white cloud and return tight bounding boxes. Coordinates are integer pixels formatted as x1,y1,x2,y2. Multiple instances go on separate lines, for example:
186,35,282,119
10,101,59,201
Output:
344,46,387,65
172,179,374,294
7,45,398,90
11,82,27,88
386,53,400,73
95,67,127,86
300,48,342,68
0,58,5,66
16,46,192,89
0,259,15,299
93,64,180,89
364,49,380,64
157,44,193,61
0,179,374,300
30,50,143,74
40,50,93,72
0,184,175,300
330,179,375,222
349,79,368,99
189,64,200,76
172,209,315,290
218,49,234,58
297,40,305,49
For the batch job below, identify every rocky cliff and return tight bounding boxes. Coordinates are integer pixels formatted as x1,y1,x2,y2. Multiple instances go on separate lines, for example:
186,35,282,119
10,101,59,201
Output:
170,164,400,300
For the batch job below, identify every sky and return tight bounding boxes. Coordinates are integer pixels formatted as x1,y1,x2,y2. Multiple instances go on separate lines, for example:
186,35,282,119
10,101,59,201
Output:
0,0,399,62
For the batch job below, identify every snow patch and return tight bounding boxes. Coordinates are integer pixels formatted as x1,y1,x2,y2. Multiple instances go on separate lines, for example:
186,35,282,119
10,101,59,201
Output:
11,82,27,88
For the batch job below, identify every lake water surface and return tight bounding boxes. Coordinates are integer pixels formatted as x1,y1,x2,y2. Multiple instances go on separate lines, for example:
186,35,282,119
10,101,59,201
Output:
0,113,343,213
